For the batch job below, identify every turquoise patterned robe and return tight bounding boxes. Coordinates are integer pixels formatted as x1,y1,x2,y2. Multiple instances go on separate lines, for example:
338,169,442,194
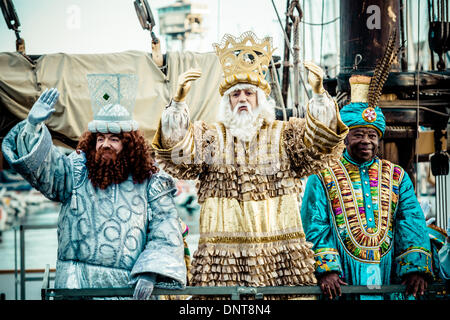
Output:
301,150,433,299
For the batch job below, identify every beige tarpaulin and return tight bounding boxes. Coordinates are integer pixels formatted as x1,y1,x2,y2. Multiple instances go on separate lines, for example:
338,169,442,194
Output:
0,50,223,146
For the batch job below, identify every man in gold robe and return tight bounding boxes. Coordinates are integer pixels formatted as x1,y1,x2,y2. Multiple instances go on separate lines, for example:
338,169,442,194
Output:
152,31,348,296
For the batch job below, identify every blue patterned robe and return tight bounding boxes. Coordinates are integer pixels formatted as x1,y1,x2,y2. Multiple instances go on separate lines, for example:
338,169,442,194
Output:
2,120,186,294
301,150,433,299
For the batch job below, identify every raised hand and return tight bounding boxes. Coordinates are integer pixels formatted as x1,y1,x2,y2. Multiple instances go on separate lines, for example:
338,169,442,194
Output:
173,68,202,102
28,88,60,125
304,61,325,94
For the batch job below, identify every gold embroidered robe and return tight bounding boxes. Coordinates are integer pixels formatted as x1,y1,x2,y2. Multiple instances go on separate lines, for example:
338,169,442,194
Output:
152,108,348,292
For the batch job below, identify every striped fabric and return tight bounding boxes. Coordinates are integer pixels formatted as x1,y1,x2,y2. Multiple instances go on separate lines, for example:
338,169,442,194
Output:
153,123,195,163
303,102,348,153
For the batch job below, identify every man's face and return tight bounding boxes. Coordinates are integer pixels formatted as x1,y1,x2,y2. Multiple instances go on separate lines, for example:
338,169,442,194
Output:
229,89,258,114
95,133,123,159
345,127,380,163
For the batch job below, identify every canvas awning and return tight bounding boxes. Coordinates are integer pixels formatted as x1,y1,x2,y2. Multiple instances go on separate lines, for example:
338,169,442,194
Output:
0,50,223,147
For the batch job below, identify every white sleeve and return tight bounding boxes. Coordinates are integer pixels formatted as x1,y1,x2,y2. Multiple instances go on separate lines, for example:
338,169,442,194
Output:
160,100,190,149
307,92,337,132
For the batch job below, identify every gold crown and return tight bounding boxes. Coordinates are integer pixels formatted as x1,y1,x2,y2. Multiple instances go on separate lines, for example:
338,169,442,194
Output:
213,31,275,96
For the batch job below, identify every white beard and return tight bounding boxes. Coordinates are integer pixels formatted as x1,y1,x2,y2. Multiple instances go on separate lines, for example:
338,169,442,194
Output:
216,85,275,142
223,102,263,142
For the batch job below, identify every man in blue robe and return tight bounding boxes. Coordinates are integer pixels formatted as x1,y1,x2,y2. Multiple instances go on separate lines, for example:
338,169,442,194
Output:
301,75,433,300
1,74,187,299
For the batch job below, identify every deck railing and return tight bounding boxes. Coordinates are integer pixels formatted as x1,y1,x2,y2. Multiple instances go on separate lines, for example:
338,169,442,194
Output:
41,265,449,300
14,224,450,301
13,223,57,300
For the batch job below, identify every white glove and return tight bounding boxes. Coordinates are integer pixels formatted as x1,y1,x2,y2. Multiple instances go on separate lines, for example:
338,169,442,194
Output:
133,274,156,300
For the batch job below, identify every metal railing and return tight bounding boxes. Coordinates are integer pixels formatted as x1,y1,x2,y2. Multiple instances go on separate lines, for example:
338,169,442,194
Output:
13,223,450,300
40,265,449,300
13,223,57,300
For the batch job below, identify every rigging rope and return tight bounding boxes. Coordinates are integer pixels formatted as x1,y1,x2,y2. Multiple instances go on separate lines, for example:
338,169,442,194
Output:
301,16,339,26
292,14,301,117
270,0,311,100
319,0,325,66
415,0,421,197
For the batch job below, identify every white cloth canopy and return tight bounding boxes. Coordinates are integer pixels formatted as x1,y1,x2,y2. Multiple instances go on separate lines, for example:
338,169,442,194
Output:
0,50,223,146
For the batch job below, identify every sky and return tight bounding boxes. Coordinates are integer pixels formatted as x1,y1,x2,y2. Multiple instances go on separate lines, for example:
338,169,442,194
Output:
0,0,431,70
0,0,343,59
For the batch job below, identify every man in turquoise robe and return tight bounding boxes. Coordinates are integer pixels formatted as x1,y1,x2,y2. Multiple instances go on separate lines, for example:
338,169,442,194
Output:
301,75,433,300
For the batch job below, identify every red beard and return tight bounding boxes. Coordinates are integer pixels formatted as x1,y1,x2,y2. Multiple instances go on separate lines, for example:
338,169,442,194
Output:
87,147,129,189
95,147,118,165
77,130,159,190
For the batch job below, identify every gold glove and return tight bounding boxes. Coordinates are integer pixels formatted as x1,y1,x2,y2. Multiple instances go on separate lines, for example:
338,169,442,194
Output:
173,68,202,102
304,61,325,94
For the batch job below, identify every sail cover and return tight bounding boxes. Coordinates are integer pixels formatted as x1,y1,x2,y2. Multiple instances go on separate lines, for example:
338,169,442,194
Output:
0,50,223,146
